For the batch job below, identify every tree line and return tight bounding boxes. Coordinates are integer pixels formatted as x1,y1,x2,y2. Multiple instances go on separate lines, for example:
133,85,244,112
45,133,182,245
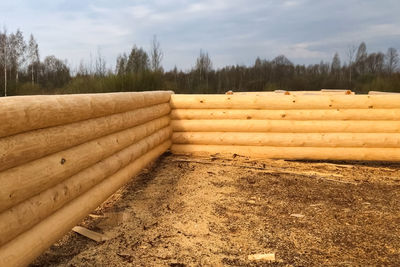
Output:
1,28,399,96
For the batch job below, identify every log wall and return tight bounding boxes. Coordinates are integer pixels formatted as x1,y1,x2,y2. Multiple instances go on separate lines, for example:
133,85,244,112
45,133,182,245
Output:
0,91,173,266
170,94,400,161
2,90,400,265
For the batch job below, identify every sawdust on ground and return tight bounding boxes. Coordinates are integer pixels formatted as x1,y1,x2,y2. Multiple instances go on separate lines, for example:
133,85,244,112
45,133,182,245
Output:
32,153,400,266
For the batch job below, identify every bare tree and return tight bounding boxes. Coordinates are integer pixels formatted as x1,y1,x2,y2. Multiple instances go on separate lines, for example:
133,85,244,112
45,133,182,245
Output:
0,27,8,96
366,52,385,74
28,34,39,85
385,47,399,75
195,49,213,90
355,42,367,75
95,49,107,77
346,45,357,86
150,35,163,72
9,29,26,84
331,52,341,73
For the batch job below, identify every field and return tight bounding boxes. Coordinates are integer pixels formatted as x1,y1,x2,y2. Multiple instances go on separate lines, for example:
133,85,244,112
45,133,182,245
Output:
32,153,400,266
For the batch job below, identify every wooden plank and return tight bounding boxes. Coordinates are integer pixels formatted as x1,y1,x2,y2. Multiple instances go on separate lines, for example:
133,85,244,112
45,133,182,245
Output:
72,226,109,242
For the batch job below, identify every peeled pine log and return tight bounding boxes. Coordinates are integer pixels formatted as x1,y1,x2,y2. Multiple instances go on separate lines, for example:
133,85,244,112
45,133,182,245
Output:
170,94,400,109
320,89,353,94
0,127,171,246
170,108,400,120
171,144,400,161
172,132,400,148
0,140,171,267
0,103,170,172
369,91,400,95
0,91,172,138
0,116,170,212
232,91,290,95
171,119,400,133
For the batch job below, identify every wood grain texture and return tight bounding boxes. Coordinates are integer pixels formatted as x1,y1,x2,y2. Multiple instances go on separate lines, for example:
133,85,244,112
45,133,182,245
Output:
172,132,400,148
0,103,170,172
171,144,400,161
170,94,400,109
0,127,171,246
171,119,400,133
0,91,172,138
0,116,170,212
170,108,400,120
0,141,171,267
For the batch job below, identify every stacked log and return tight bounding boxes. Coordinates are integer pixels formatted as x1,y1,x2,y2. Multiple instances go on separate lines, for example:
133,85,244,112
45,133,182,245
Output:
170,94,400,161
0,91,173,265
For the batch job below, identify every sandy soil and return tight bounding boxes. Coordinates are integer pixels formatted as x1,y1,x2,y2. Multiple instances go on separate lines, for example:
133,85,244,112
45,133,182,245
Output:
32,153,400,266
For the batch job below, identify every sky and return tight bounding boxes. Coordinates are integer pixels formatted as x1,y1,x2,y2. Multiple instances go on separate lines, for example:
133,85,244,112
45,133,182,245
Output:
1,0,400,71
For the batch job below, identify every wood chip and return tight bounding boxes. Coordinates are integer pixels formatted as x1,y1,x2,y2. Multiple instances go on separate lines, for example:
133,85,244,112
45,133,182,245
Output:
248,253,276,261
290,213,305,218
72,226,109,242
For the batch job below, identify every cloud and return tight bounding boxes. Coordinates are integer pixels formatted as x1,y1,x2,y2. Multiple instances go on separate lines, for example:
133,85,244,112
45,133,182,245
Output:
0,0,399,70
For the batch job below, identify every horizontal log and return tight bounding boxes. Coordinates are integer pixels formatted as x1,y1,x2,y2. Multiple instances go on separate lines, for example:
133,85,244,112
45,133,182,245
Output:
171,144,400,161
368,91,400,95
233,90,353,95
0,116,170,212
170,108,400,120
0,91,172,138
172,132,400,148
170,94,400,109
0,103,170,172
0,127,171,246
171,120,400,133
0,140,171,267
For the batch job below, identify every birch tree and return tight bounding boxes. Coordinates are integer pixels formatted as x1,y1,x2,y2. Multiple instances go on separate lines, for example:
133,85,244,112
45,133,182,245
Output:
386,47,399,75
28,34,39,85
150,35,163,72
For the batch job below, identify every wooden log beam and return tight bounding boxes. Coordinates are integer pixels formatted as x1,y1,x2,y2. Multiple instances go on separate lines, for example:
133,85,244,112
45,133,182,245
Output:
171,144,400,161
170,94,400,109
172,132,400,148
0,91,172,138
171,120,400,133
0,140,171,267
368,91,400,95
0,116,170,212
0,103,170,172
0,127,171,246
170,108,400,120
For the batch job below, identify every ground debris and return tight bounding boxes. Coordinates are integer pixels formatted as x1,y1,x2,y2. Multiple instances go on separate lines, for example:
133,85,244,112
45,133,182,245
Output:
290,213,305,218
248,253,276,262
33,154,400,266
72,226,109,242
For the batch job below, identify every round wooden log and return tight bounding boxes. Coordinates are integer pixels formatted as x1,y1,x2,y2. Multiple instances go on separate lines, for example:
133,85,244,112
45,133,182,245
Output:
0,116,170,212
0,91,172,138
0,127,171,246
171,120,400,133
171,144,400,161
368,91,400,95
0,103,170,172
172,132,400,148
0,140,171,267
170,94,400,109
170,108,400,120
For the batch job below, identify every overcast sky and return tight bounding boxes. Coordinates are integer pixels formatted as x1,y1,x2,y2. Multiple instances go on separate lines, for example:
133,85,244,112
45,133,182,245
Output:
1,0,400,71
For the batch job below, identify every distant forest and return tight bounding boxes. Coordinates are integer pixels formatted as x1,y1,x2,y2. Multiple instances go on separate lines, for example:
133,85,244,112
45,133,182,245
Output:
1,28,400,96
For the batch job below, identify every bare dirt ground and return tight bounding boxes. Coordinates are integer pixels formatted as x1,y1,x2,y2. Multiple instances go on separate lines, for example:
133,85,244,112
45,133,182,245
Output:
32,153,400,266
